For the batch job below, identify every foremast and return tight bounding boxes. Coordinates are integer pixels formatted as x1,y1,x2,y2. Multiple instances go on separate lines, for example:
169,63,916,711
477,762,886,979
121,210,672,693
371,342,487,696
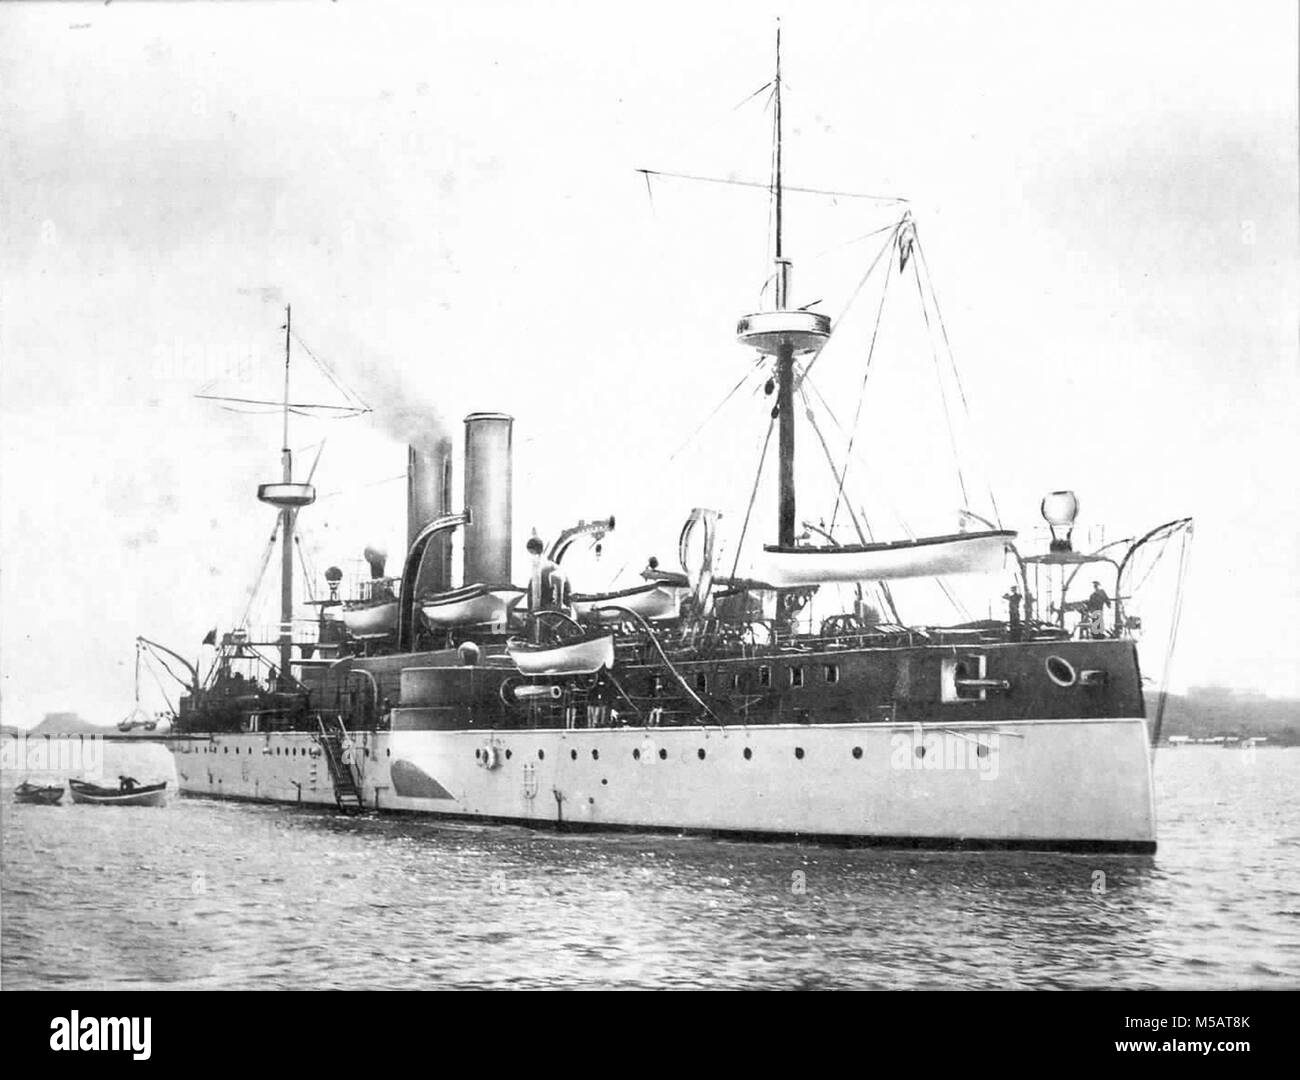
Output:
256,303,317,688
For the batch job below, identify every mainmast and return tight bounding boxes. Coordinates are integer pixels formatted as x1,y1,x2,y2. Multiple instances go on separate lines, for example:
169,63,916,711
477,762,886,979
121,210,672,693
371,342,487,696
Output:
257,303,317,688
279,305,294,682
736,26,830,549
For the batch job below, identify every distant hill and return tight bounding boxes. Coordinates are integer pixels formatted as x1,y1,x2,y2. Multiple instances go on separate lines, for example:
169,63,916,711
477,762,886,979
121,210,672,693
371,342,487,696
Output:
1157,687,1299,745
27,712,110,737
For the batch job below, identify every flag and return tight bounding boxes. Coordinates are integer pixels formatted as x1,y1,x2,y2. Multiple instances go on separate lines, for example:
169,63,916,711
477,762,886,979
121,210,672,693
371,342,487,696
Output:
201,628,217,646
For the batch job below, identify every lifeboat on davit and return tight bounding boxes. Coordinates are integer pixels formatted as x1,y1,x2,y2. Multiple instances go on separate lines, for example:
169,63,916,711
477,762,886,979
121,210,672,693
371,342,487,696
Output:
420,583,526,628
571,582,681,622
757,529,1016,587
506,631,615,676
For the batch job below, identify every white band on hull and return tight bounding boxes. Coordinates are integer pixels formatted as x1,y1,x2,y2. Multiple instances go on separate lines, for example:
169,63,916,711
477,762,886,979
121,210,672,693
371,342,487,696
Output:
167,716,1155,849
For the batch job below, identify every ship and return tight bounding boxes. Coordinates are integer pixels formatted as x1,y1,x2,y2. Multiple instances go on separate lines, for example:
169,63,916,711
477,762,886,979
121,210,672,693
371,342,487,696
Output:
151,34,1193,852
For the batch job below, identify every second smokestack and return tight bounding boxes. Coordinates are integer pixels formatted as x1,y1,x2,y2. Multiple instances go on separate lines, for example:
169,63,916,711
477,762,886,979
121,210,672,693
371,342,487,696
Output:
462,412,513,586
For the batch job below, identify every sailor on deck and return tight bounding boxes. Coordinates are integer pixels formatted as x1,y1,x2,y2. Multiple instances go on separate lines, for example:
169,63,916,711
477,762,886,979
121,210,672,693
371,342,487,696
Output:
1002,584,1023,641
526,534,571,642
1084,581,1111,638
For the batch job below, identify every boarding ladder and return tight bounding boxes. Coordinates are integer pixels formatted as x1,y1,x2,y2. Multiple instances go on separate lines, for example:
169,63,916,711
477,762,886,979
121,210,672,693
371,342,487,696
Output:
316,714,364,813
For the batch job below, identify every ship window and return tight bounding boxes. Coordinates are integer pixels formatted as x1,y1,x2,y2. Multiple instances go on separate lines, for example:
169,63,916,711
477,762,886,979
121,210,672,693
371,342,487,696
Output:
789,666,804,688
223,747,228,754
824,664,839,684
743,747,753,760
794,747,805,760
759,666,771,688
852,746,863,759
505,749,512,760
697,748,706,760
1046,655,1077,688
658,748,667,760
570,749,578,761
694,673,708,693
591,749,599,761
538,749,546,761
633,748,641,761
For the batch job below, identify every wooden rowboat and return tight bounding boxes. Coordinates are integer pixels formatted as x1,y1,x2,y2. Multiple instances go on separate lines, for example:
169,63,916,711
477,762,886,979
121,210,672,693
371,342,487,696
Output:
421,583,525,628
68,777,169,807
14,781,64,805
506,632,615,676
572,582,681,621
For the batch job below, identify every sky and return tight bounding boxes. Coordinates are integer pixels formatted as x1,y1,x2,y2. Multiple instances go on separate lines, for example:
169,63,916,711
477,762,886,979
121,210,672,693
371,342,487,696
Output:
1,0,1296,726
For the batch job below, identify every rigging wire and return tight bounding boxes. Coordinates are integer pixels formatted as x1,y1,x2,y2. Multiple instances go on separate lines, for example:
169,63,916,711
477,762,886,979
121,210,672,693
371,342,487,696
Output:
830,243,895,533
238,519,281,631
291,329,373,412
910,253,971,509
914,236,1003,527
797,387,902,624
667,359,766,463
1151,525,1194,747
728,415,776,586
796,219,904,388
635,168,910,204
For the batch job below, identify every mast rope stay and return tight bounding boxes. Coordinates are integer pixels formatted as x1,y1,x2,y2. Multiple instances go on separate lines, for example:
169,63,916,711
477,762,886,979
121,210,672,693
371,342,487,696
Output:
913,234,1003,528
634,168,910,205
829,239,895,534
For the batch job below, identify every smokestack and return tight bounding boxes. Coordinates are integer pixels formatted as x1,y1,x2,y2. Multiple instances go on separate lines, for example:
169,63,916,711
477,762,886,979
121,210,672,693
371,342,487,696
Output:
407,437,454,595
462,412,513,586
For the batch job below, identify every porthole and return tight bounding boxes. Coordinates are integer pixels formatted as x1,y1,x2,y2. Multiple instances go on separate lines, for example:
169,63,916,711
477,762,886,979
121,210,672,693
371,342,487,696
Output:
794,747,805,760
633,748,641,761
658,748,667,761
743,747,753,760
852,746,863,759
601,778,608,786
697,748,706,760
570,749,578,761
1046,655,1077,688
591,749,599,761
505,749,513,760
538,749,545,761
915,745,927,760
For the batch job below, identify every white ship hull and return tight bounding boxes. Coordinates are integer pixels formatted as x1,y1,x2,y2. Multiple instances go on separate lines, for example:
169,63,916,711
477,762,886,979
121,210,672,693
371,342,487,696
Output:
167,716,1156,851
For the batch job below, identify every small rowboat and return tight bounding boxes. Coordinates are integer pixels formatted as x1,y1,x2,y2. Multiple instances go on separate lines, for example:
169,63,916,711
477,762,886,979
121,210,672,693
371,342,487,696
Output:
421,583,525,628
506,632,615,676
342,597,399,639
68,778,169,808
14,781,64,805
573,582,681,621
